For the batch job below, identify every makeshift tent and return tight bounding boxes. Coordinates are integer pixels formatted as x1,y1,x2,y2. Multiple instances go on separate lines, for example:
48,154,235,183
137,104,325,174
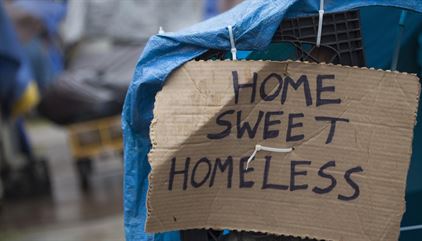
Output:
39,0,203,125
122,1,422,241
38,44,142,124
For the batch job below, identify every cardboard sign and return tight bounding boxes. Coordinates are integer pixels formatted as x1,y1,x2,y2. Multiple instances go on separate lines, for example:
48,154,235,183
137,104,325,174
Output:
147,61,420,241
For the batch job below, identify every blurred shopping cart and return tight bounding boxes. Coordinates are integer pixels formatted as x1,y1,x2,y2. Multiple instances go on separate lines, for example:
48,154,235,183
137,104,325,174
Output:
68,115,123,190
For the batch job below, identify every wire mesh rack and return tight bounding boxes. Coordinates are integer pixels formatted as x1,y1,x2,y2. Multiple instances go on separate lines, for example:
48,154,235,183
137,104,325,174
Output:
197,10,365,67
273,10,364,66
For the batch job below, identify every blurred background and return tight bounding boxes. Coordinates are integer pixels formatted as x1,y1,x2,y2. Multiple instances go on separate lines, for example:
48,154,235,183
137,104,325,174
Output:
1,0,422,241
0,0,239,240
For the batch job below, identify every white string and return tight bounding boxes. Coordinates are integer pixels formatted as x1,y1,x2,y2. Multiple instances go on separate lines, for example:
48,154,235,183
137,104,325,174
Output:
245,144,293,170
227,25,237,60
400,224,422,232
316,0,325,47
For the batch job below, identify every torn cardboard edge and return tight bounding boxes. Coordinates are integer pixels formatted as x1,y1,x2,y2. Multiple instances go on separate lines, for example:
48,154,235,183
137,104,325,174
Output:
146,60,420,240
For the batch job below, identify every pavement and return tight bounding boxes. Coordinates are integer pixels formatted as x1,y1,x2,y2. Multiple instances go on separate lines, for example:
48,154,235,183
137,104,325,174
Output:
0,121,124,241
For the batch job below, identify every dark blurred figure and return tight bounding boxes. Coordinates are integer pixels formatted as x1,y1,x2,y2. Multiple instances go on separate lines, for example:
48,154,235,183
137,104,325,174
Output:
6,0,66,93
0,0,66,201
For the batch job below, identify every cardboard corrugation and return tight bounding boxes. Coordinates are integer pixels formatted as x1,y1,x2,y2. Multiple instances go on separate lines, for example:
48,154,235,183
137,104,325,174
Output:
147,60,420,241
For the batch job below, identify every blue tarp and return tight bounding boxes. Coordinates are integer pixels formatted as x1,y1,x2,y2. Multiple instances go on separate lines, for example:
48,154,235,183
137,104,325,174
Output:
122,1,422,240
0,0,33,116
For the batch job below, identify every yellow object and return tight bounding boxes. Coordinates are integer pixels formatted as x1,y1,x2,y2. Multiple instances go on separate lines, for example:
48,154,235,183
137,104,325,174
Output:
68,116,123,159
11,81,40,117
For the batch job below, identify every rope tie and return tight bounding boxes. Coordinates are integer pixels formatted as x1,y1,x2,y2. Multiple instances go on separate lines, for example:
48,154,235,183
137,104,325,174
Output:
316,0,325,47
246,144,293,170
227,25,237,60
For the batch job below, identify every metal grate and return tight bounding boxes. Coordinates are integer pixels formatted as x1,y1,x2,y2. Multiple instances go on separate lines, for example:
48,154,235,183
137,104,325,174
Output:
197,10,365,67
273,10,365,66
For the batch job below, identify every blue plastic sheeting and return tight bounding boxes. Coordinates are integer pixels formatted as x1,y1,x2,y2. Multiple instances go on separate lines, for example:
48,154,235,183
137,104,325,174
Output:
122,1,422,240
0,1,33,116
360,6,422,71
